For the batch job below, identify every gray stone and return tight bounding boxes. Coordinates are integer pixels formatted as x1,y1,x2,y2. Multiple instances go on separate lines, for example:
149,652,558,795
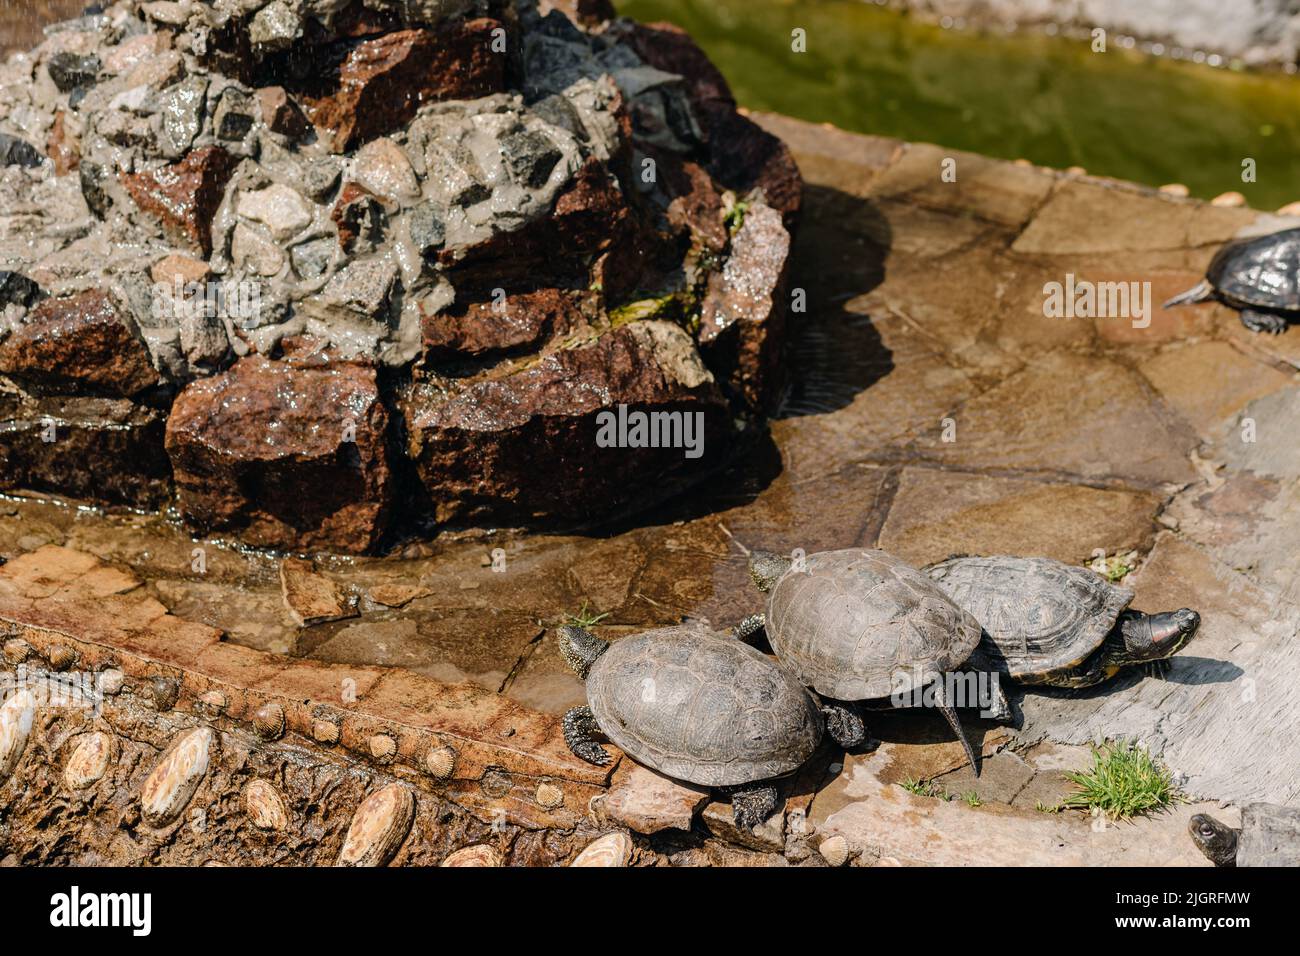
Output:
319,259,399,318
249,1,302,50
302,159,342,201
157,77,208,158
290,236,335,279
0,133,41,168
500,129,563,188
406,202,446,255
46,52,101,93
238,183,313,241
213,88,256,141
0,271,42,308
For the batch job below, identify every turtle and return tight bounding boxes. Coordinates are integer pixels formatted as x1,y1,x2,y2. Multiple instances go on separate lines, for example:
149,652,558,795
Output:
924,555,1200,697
1164,226,1300,334
557,622,833,829
1190,803,1300,867
735,548,986,775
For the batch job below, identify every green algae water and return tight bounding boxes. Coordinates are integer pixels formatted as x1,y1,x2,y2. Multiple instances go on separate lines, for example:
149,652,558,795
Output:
618,0,1300,209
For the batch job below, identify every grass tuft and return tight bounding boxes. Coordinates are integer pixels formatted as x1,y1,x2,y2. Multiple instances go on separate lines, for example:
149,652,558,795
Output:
1058,741,1182,820
564,602,610,629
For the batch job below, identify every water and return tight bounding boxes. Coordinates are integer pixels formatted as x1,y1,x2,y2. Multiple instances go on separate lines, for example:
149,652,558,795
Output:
619,0,1300,209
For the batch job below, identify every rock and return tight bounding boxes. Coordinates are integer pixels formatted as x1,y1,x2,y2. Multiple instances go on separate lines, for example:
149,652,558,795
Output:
402,320,729,527
249,0,301,50
316,258,399,320
121,146,239,255
699,201,792,411
280,557,355,626
0,689,36,780
420,287,590,361
570,830,633,866
818,834,850,866
702,799,785,852
232,222,286,277
151,253,211,287
331,183,386,252
256,86,310,139
140,727,215,828
351,138,419,203
366,583,430,607
125,49,185,91
1212,191,1247,207
336,784,414,866
156,77,208,157
500,129,564,188
64,732,112,790
242,780,288,830
164,355,393,553
0,271,43,308
46,110,79,176
593,763,709,834
289,236,335,279
104,32,171,75
213,88,256,141
46,52,100,92
0,290,158,397
301,22,509,153
0,132,41,168
237,183,313,241
441,845,502,867
405,201,444,255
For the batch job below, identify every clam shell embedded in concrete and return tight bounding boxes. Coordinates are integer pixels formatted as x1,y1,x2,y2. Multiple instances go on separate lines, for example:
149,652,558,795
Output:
64,731,113,790
570,831,634,867
441,845,502,867
336,784,414,867
0,689,36,780
424,744,456,780
253,702,286,741
140,727,215,827
242,780,289,831
312,719,340,744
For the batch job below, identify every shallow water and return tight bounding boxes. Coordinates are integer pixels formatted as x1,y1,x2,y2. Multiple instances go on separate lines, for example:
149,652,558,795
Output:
619,0,1300,208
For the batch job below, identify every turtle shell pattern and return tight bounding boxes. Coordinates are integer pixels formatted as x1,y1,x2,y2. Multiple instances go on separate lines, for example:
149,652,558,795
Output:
1206,227,1300,311
585,624,824,787
765,549,982,700
926,555,1134,680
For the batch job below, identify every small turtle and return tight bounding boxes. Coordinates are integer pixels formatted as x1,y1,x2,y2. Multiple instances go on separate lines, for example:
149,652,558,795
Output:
1190,804,1300,867
1164,226,1300,334
558,622,828,829
925,556,1200,695
736,548,985,775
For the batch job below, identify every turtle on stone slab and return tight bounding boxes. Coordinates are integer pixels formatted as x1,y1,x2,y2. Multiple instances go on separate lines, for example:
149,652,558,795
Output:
558,622,837,830
1190,804,1300,867
736,548,986,775
924,555,1200,696
1164,226,1300,334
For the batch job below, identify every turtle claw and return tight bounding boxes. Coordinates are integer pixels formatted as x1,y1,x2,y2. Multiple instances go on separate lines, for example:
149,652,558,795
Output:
1240,309,1290,334
729,784,779,831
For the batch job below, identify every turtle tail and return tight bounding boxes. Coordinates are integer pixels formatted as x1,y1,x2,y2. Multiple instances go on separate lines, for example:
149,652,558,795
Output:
1162,280,1214,309
932,679,980,776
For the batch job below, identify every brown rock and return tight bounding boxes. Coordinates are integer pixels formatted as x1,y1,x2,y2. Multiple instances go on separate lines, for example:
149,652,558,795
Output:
150,253,212,287
0,290,158,397
279,557,355,627
593,763,709,834
164,355,393,553
402,320,729,527
330,182,385,252
365,583,430,608
46,109,79,176
699,201,791,411
420,287,593,362
255,86,310,139
301,22,509,153
702,799,785,852
120,146,239,256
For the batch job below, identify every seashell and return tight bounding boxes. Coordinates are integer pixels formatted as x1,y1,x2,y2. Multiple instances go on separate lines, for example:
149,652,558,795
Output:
150,676,179,711
3,639,31,664
140,727,215,828
818,834,850,867
442,845,502,867
47,643,77,671
535,783,564,809
98,668,125,695
570,831,633,867
0,689,37,780
64,731,113,790
252,702,286,741
311,718,340,744
336,784,414,867
424,744,456,780
197,689,227,716
242,780,288,831
368,734,397,762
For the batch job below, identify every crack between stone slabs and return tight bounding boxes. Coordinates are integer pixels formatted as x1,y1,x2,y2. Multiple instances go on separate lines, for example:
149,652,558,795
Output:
496,623,545,696
859,464,901,548
1224,335,1300,375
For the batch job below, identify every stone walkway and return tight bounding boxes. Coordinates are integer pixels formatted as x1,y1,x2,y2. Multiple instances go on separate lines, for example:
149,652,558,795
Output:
3,111,1296,865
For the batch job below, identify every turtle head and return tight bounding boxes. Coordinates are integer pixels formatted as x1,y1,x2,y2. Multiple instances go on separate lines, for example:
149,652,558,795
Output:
1188,813,1237,867
1114,608,1201,664
748,551,793,593
558,625,609,680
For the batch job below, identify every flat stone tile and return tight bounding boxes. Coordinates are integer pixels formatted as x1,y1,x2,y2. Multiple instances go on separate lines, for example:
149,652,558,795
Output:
1141,341,1295,440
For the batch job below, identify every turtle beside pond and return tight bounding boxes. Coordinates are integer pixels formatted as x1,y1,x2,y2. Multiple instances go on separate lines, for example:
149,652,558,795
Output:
1164,226,1300,334
736,548,985,775
558,623,828,830
924,556,1200,695
1190,804,1300,867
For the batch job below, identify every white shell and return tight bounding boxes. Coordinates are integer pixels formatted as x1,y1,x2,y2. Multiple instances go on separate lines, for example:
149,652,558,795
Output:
571,831,633,867
425,744,456,779
0,689,36,780
442,845,502,867
140,727,215,827
336,784,414,867
64,732,113,790
242,780,289,831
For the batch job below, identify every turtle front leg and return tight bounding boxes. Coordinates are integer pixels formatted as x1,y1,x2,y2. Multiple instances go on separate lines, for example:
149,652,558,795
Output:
821,700,867,749
733,613,766,642
562,706,611,766
1240,309,1289,334
729,783,779,831
1143,658,1173,680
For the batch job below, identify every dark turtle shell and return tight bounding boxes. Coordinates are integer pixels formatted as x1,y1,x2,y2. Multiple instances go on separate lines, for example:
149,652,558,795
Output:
1206,227,1300,311
765,549,982,700
586,624,823,787
926,556,1133,680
